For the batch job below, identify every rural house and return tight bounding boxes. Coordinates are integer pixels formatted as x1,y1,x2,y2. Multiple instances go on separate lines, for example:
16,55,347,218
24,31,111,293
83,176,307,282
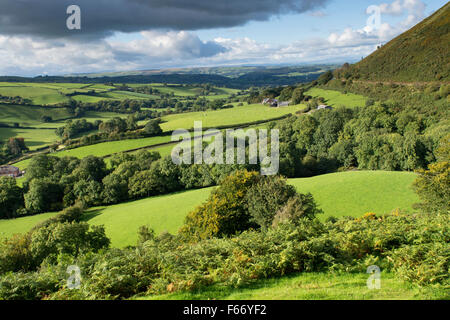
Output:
262,98,290,108
262,98,279,107
317,105,333,110
0,165,21,177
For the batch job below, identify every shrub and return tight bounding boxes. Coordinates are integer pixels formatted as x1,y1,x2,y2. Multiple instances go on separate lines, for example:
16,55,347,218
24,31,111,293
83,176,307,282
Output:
413,161,450,214
33,204,85,232
272,193,323,228
144,119,163,136
82,248,158,298
245,176,297,230
390,243,449,286
0,233,33,274
180,170,260,241
0,271,61,300
30,222,110,265
439,84,449,99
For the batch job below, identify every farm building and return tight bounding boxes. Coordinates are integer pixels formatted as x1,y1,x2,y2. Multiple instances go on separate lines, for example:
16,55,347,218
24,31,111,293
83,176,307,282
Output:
317,105,333,110
262,98,290,107
0,165,21,177
262,98,279,107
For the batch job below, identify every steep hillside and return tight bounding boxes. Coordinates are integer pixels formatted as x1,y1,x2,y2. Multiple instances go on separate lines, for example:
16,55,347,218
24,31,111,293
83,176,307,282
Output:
343,2,450,82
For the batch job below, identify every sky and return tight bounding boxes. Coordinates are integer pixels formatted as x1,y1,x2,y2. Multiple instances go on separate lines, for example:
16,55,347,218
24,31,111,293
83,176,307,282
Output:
0,0,447,76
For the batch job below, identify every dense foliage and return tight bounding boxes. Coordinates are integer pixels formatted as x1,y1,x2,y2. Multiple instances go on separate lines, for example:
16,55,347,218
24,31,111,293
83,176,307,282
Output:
1,147,258,218
274,101,447,177
0,137,29,163
0,207,447,300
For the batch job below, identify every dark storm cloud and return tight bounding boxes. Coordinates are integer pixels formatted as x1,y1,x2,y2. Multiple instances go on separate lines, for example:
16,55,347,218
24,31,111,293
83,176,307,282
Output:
0,0,330,39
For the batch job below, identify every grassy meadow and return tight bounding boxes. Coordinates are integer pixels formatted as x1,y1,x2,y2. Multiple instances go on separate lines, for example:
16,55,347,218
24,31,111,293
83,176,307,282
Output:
306,88,367,108
84,188,213,247
137,272,448,300
288,171,419,219
0,211,59,240
0,127,59,150
0,171,419,247
0,104,71,127
158,103,304,131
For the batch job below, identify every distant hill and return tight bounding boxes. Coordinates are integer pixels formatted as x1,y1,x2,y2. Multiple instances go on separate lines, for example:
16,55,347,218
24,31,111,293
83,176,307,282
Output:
0,65,336,88
343,2,449,82
65,65,336,79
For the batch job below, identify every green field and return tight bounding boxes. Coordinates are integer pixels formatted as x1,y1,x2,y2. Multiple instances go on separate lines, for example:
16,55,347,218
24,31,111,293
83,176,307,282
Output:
72,91,160,103
0,85,69,105
288,171,419,219
85,188,213,247
158,103,304,131
0,104,71,127
127,84,240,98
12,135,176,170
0,82,238,106
306,88,367,108
0,211,60,240
0,171,418,247
54,136,173,159
0,127,59,150
137,272,447,300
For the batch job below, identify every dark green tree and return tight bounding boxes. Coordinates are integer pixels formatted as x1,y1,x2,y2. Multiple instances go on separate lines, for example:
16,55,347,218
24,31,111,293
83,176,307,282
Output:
0,177,23,219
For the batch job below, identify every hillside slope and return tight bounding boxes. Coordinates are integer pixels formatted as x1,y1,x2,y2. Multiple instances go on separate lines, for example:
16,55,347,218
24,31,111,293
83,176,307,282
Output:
345,2,449,82
0,171,418,247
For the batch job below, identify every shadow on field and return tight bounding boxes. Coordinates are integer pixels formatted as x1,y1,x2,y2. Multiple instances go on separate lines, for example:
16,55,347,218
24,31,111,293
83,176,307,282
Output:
82,209,104,222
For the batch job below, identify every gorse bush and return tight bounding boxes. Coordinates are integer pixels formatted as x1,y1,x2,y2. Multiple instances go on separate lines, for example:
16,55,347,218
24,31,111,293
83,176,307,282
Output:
245,176,298,230
180,170,260,240
180,170,322,240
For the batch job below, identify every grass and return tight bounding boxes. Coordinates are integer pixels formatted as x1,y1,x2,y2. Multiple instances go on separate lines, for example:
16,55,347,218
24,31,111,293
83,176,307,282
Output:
0,86,69,105
12,135,174,170
55,136,173,159
84,188,213,247
306,88,367,108
0,171,419,246
0,211,59,240
158,103,305,132
0,104,71,127
288,171,419,219
135,272,448,300
0,127,59,150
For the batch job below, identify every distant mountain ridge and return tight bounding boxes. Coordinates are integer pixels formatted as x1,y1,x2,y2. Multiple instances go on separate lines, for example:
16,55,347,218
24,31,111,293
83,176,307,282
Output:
65,65,336,79
0,65,336,89
344,2,450,82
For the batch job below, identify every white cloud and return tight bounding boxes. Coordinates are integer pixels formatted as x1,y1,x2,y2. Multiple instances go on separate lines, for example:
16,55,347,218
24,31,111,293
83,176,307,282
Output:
0,31,226,76
328,0,426,51
0,0,430,76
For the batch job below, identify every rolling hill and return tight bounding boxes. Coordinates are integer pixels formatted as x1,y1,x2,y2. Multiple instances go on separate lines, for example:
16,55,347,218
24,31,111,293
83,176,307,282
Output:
344,2,449,82
0,171,418,247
